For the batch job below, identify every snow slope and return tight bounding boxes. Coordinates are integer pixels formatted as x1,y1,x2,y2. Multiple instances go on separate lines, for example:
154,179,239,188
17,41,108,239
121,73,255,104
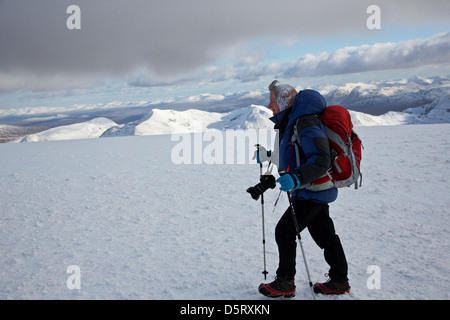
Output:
100,105,274,137
403,95,450,124
1,123,449,300
0,124,49,143
19,118,117,142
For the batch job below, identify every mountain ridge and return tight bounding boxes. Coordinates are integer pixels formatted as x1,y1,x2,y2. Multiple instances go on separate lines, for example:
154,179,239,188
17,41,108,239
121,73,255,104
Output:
13,96,450,142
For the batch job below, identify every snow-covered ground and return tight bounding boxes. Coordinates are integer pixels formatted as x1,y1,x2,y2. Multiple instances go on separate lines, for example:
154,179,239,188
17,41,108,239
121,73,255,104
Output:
1,122,449,300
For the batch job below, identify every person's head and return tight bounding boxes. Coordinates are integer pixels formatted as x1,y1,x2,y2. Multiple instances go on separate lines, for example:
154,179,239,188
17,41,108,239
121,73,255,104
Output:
267,80,297,115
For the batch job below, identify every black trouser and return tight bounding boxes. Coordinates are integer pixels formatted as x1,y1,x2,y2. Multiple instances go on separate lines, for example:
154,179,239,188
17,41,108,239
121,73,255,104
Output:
275,199,348,283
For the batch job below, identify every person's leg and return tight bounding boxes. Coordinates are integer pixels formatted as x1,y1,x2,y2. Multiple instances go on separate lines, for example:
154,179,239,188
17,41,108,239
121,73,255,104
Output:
307,204,348,282
275,200,326,279
274,206,297,279
259,200,320,298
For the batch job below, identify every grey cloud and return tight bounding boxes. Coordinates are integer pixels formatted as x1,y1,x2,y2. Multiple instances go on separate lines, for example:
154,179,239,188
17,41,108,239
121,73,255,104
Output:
0,0,449,92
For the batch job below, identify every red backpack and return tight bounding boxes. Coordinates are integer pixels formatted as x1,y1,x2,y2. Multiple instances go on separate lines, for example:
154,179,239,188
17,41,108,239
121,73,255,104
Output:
292,105,363,190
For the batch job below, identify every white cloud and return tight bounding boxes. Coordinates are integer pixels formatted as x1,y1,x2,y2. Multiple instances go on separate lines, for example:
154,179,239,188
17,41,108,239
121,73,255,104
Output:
186,93,225,103
282,32,450,77
238,91,265,100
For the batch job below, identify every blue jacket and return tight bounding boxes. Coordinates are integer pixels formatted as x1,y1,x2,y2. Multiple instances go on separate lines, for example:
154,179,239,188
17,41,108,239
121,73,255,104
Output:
270,90,338,204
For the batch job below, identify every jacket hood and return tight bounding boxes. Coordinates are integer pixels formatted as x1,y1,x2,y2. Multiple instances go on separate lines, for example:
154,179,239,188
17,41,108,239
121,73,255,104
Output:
269,89,327,128
286,89,327,128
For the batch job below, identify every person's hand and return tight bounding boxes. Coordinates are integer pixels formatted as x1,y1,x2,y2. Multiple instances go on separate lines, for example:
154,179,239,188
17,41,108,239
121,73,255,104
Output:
276,174,300,192
260,174,276,189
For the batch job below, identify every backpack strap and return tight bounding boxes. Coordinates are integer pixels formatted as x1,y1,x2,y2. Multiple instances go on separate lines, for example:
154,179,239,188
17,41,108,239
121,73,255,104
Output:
291,114,322,148
290,115,321,169
289,115,334,191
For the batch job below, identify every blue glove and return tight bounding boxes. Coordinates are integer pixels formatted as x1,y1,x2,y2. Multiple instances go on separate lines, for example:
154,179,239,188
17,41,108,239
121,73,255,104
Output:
276,174,301,192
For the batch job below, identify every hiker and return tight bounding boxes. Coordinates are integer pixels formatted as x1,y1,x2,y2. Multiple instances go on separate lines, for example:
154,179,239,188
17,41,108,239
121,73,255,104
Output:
256,80,350,297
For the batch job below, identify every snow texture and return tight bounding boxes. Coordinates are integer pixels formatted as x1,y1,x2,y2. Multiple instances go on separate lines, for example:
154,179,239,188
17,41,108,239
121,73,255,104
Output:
1,120,449,300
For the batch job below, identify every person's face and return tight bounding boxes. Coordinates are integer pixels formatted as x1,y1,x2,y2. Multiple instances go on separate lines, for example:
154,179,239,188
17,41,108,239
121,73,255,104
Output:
268,91,279,115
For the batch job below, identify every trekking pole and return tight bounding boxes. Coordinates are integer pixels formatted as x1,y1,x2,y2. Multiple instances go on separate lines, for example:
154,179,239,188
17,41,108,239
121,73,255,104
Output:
257,145,269,280
287,191,316,300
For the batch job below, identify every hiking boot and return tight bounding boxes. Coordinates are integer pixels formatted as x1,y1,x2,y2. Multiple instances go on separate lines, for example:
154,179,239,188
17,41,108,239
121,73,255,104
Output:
258,277,296,298
313,278,351,295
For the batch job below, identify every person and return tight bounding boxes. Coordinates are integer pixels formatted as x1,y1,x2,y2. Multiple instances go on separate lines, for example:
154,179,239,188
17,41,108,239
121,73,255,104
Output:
256,80,350,297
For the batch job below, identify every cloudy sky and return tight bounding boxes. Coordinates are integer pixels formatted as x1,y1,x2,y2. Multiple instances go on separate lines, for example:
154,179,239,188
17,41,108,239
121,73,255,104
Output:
0,0,449,117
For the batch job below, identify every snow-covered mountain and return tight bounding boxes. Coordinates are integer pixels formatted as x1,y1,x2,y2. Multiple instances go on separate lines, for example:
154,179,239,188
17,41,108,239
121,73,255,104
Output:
348,92,450,126
403,95,450,124
19,118,117,142
0,124,49,143
320,76,450,115
101,108,224,137
14,96,449,142
5,75,450,143
15,105,274,142
101,105,274,137
349,110,414,126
